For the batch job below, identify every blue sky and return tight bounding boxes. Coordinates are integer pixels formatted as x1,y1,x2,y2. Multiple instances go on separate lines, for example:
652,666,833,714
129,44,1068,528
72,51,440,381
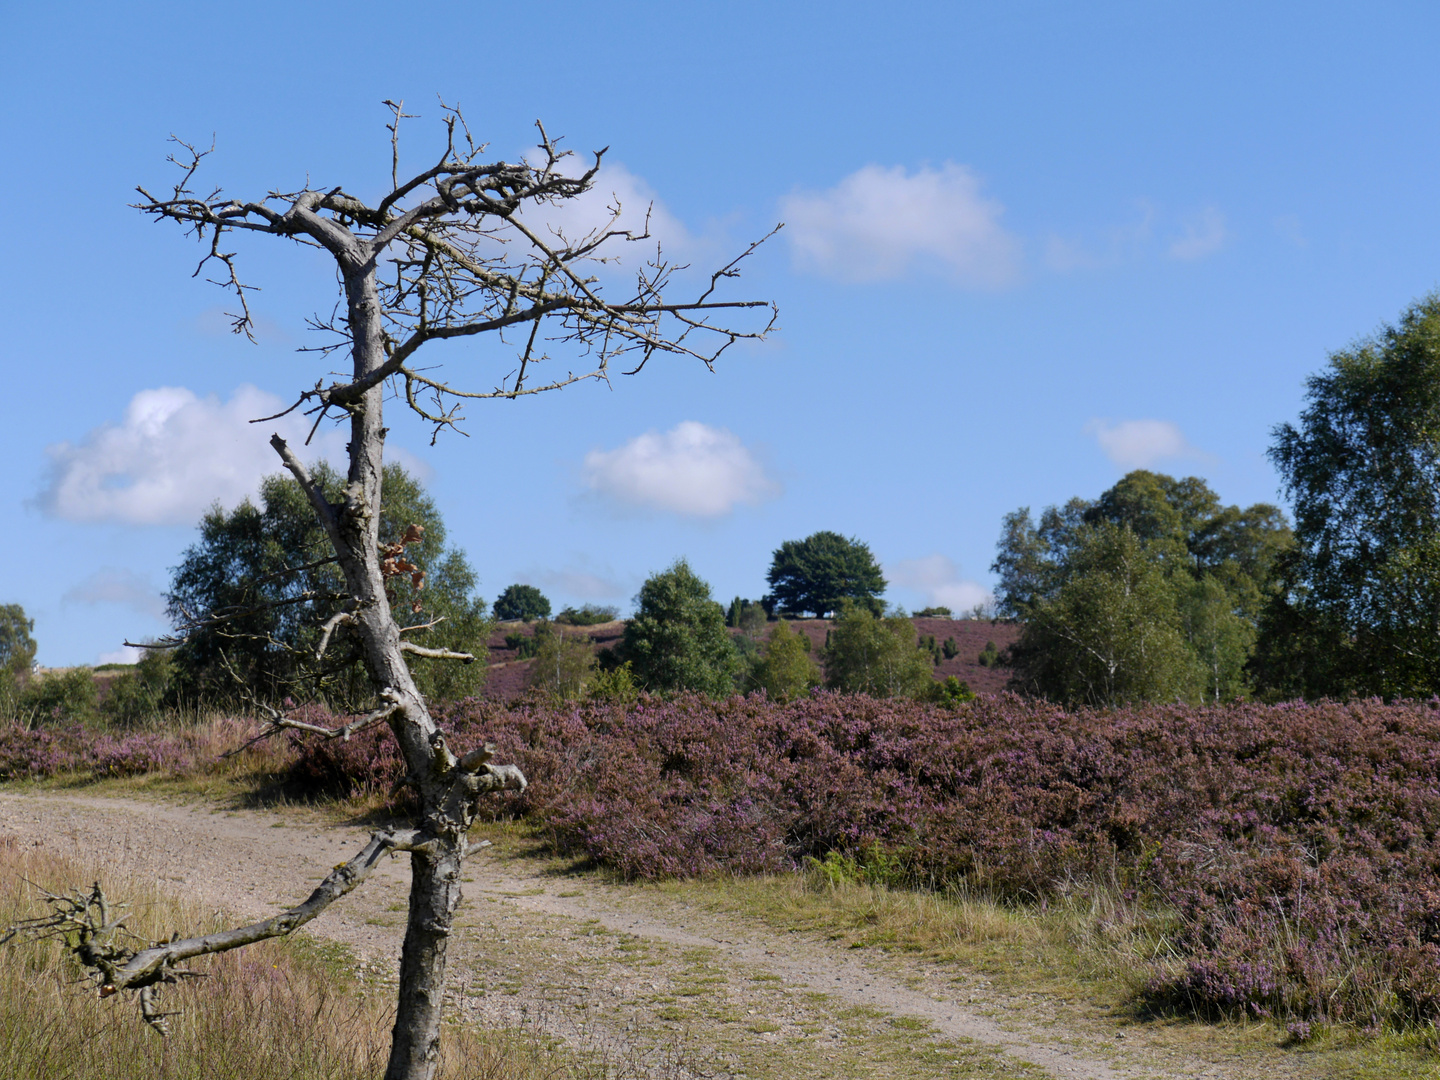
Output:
4,1,1439,665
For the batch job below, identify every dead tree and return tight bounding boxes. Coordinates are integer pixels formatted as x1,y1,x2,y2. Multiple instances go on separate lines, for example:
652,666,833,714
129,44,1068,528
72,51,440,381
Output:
17,101,776,1080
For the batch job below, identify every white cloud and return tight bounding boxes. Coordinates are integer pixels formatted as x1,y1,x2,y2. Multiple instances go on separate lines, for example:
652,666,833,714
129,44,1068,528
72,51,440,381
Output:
34,384,346,526
887,554,992,614
1167,206,1228,261
1085,418,1207,470
62,568,167,620
781,163,1020,286
97,646,144,666
582,421,779,517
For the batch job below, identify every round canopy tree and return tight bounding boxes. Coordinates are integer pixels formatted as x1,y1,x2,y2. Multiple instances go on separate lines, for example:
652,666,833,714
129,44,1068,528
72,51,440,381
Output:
764,531,886,618
492,583,551,622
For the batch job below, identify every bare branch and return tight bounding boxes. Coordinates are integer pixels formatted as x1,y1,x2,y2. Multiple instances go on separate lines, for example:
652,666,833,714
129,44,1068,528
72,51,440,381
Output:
399,642,475,663
8,826,430,1028
314,609,357,661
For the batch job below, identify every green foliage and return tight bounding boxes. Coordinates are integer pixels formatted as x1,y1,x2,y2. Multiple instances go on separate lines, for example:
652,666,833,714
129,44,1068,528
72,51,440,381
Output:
913,606,953,618
917,633,942,665
553,603,619,626
747,619,822,702
586,660,639,705
0,605,36,681
505,622,551,660
1005,524,1195,707
619,559,742,697
942,636,960,660
764,531,886,618
925,675,976,708
524,628,596,701
725,596,768,636
22,669,98,726
167,462,490,708
976,640,998,667
98,648,175,727
993,470,1291,706
1256,294,1440,699
821,603,937,699
492,583,551,622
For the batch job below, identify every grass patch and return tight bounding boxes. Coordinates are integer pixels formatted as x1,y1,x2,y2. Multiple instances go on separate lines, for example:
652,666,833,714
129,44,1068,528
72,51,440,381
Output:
0,834,694,1080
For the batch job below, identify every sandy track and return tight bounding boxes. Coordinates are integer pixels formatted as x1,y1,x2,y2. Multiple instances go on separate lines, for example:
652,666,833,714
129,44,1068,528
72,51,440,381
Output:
0,791,1300,1080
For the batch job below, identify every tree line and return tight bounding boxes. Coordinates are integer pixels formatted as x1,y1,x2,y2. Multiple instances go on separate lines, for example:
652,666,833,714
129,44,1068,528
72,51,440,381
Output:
10,293,1440,719
997,293,1440,706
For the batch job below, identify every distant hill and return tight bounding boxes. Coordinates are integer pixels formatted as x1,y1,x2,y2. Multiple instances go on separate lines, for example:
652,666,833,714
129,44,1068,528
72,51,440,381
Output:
478,617,1019,701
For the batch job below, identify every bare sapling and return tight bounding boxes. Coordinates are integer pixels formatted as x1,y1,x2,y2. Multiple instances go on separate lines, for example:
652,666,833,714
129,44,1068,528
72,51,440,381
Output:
6,99,776,1080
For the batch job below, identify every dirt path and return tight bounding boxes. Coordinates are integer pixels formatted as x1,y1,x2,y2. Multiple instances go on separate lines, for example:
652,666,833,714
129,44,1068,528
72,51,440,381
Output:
0,791,1312,1080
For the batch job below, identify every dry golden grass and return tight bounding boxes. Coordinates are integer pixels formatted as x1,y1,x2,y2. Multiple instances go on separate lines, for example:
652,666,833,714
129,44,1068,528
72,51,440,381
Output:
0,834,646,1080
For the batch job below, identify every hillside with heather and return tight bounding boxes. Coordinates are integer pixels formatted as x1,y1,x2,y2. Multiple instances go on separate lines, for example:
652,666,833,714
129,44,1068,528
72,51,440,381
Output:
479,617,1020,701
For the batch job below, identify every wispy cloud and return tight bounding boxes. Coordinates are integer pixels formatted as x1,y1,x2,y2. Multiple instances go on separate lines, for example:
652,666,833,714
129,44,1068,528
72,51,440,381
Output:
781,163,1020,286
1167,206,1228,261
97,646,145,665
1085,418,1207,470
62,567,167,620
887,554,992,613
582,421,779,517
33,384,346,526
525,567,630,602
1043,202,1156,272
514,158,694,266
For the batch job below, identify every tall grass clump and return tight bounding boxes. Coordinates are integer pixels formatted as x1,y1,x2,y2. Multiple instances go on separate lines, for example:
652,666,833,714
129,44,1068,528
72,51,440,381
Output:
0,833,394,1079
0,835,630,1080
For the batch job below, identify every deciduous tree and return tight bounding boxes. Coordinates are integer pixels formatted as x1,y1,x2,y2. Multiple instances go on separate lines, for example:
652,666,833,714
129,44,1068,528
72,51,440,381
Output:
492,583,551,622
764,531,885,618
1255,294,1440,699
21,103,774,1080
994,471,1290,705
0,605,36,682
822,603,935,699
747,619,821,702
619,559,742,696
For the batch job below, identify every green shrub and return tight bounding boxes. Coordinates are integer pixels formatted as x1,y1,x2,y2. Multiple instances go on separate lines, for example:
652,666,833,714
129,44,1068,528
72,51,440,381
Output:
586,660,639,705
525,630,596,701
942,636,959,660
22,669,98,726
506,622,552,660
747,620,821,703
99,649,174,727
925,675,976,707
554,604,619,626
978,640,1000,668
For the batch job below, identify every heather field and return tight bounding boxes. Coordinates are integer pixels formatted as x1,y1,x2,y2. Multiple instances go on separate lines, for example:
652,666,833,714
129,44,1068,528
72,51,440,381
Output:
6,691,1440,1042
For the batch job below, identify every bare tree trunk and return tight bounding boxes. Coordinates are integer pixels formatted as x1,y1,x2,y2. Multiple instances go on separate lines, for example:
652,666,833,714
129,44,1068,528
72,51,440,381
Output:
388,845,464,1080
93,110,774,1073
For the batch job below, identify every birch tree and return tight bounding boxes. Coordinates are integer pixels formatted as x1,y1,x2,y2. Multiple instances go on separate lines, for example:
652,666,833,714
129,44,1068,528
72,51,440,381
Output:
13,102,775,1080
